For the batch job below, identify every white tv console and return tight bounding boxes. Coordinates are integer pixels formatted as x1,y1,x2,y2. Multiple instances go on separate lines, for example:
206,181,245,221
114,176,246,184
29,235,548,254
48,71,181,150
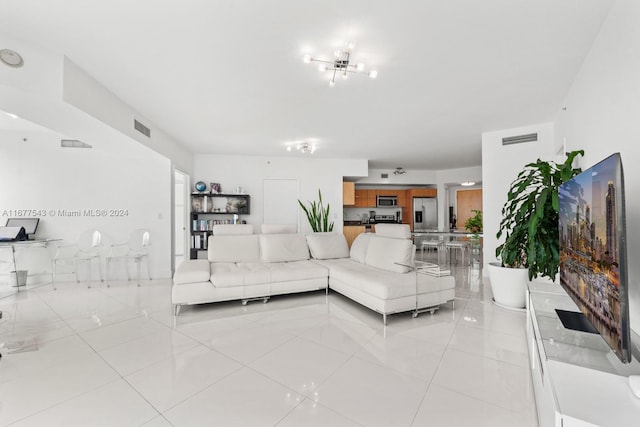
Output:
527,281,640,426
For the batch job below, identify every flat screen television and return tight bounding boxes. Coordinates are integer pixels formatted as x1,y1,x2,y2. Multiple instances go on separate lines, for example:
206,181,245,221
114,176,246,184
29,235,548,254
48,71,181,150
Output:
558,153,631,363
5,218,39,238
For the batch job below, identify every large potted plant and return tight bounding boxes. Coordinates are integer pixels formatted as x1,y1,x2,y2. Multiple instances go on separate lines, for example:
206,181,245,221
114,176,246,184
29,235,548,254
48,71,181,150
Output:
488,150,583,309
298,189,334,232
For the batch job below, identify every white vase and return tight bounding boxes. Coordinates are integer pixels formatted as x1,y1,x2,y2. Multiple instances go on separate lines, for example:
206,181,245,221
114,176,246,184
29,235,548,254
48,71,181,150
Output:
487,262,528,309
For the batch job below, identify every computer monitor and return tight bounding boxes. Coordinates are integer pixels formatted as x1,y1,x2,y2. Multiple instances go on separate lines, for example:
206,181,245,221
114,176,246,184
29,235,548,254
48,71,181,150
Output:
5,218,39,238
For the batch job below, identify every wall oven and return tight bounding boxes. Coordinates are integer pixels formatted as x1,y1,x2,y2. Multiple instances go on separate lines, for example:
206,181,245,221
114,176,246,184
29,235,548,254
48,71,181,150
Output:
376,195,398,207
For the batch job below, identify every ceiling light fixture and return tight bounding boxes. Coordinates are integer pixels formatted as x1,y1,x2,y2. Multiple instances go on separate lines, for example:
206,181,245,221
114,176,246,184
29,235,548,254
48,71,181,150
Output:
286,141,316,154
0,49,24,68
393,167,406,175
461,181,476,186
303,42,378,87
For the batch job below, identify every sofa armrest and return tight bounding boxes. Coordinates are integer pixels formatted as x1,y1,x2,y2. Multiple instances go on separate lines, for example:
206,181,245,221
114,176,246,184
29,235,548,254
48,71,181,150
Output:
173,260,211,284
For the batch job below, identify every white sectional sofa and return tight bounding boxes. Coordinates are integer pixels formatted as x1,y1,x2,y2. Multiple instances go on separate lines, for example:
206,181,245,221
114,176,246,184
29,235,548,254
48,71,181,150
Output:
172,225,328,315
307,224,456,324
172,224,455,324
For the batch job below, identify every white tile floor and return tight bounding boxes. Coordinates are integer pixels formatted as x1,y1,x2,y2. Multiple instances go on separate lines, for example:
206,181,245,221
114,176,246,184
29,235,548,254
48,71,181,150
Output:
0,262,538,427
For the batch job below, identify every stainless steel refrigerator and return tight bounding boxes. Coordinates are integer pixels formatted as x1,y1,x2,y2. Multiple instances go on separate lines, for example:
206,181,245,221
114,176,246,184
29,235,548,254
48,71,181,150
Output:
413,197,438,230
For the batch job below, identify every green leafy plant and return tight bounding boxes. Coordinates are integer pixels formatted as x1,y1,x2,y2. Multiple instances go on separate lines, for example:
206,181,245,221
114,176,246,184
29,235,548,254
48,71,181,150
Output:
298,189,334,232
464,209,483,233
496,150,583,281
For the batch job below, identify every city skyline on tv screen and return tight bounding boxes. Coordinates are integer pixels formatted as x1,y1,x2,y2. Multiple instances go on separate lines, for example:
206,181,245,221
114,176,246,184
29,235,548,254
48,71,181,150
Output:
559,153,629,362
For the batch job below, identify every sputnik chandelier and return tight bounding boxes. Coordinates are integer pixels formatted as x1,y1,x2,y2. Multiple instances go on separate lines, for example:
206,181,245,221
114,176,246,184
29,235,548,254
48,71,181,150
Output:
303,41,378,87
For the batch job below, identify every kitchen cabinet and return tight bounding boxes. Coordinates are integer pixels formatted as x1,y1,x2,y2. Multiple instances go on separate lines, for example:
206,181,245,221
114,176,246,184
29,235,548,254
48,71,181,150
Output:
343,182,355,205
343,225,366,248
354,190,375,207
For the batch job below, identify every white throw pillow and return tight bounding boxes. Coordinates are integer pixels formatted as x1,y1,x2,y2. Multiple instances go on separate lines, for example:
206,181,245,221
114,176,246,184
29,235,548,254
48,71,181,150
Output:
306,233,350,259
208,235,260,263
350,232,371,264
260,234,310,262
365,236,413,273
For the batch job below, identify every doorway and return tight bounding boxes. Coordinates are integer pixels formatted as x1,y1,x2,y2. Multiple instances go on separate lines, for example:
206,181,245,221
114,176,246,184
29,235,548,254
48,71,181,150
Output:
456,188,483,231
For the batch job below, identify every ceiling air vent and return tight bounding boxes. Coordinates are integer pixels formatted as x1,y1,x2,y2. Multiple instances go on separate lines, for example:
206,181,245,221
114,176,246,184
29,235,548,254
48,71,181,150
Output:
502,133,537,146
381,173,389,179
134,119,151,138
61,139,92,148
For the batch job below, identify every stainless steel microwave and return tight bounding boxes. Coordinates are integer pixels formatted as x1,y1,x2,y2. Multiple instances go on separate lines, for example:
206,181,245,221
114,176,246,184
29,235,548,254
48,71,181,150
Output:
376,195,398,207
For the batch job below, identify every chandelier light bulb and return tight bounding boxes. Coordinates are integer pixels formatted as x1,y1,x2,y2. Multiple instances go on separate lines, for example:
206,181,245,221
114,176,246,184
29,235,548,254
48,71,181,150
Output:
286,146,292,152
356,63,365,72
342,72,348,79
302,54,312,64
334,49,341,58
348,41,356,50
329,79,336,87
369,70,378,79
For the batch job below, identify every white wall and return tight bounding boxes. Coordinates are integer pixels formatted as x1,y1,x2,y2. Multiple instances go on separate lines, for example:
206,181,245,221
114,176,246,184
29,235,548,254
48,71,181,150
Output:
0,128,172,282
554,0,640,333
193,154,368,236
481,123,556,272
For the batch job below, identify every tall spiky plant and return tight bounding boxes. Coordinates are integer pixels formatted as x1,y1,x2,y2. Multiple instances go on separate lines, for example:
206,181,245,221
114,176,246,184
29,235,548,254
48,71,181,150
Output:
298,189,334,232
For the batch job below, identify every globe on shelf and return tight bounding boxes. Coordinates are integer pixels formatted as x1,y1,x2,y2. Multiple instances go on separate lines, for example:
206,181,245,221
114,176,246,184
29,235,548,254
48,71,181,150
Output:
194,181,207,192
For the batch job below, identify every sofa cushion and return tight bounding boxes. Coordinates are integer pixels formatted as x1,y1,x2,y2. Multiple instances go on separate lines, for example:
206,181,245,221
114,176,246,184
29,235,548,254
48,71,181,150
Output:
350,232,371,264
173,260,211,285
260,234,310,262
306,233,350,260
374,224,411,239
268,260,329,282
261,224,297,234
211,262,270,287
318,258,415,299
208,234,260,263
365,236,413,273
213,224,254,235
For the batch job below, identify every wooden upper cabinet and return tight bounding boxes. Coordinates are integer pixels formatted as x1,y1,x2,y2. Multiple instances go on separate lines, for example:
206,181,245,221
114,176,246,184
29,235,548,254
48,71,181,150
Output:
343,182,355,205
354,189,370,207
410,188,437,198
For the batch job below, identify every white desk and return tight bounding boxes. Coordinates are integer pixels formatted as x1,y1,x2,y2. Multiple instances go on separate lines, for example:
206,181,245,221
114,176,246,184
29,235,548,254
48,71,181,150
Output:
0,239,59,291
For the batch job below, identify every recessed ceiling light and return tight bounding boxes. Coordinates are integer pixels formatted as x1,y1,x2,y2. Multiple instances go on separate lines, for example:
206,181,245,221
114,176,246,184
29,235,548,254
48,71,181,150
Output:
0,49,24,68
461,181,476,186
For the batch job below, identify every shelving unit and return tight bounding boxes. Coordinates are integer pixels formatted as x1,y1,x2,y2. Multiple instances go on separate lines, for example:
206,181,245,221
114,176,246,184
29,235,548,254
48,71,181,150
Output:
189,193,250,259
527,281,640,426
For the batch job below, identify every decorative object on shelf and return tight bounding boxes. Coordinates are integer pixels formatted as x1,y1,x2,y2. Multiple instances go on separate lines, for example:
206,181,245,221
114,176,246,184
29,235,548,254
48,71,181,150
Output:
302,41,378,87
298,189,334,232
393,167,406,175
210,183,221,194
194,181,207,192
490,150,583,308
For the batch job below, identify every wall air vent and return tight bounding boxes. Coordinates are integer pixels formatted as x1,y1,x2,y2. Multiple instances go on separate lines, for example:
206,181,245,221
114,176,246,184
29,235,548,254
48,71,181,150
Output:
134,119,151,138
381,173,389,179
60,139,92,148
502,133,538,145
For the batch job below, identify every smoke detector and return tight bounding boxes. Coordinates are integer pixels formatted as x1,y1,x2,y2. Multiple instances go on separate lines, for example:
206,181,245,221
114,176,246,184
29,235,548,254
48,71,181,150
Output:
0,49,24,68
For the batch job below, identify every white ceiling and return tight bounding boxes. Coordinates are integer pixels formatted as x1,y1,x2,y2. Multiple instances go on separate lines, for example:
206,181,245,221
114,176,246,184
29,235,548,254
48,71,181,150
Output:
0,0,613,170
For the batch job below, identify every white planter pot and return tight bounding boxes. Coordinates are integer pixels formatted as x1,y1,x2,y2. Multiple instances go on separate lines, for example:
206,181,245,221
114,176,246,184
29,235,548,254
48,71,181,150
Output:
487,262,528,309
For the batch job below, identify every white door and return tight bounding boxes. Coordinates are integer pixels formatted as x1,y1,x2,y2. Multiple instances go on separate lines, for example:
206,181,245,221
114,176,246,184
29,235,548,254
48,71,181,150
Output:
173,169,189,271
